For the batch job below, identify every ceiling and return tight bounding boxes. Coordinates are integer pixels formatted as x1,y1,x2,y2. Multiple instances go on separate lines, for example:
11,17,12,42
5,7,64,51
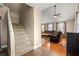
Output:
26,3,54,11
26,3,78,23
41,3,78,23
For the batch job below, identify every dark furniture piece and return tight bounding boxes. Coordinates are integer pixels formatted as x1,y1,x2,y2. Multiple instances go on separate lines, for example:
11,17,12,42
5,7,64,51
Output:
67,33,79,56
50,31,62,43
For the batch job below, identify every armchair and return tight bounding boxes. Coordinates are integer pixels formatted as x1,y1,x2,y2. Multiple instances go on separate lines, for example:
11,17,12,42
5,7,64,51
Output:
50,31,62,43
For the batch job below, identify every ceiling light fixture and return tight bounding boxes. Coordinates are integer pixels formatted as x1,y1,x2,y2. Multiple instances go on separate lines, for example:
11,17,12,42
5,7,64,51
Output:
53,5,60,18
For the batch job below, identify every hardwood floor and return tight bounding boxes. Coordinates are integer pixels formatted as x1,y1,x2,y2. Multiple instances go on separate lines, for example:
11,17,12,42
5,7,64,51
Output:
43,42,66,56
23,46,54,56
43,37,66,56
0,37,66,56
0,48,9,56
23,37,66,56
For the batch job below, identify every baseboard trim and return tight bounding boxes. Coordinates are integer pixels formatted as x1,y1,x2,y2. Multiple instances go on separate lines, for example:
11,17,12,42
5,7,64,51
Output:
1,45,7,48
33,44,41,50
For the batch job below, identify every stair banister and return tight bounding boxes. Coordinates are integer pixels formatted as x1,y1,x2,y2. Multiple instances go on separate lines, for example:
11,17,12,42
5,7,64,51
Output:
7,9,15,56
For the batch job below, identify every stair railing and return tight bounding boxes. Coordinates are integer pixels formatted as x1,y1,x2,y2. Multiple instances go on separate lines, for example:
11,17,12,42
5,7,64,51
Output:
7,9,15,56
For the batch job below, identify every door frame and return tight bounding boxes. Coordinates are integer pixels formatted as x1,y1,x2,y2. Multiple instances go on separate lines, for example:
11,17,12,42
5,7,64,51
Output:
0,20,2,50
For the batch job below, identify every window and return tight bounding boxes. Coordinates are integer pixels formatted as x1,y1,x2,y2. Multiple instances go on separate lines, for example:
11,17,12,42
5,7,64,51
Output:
48,24,53,31
41,22,66,33
53,23,56,31
57,22,65,33
41,24,45,32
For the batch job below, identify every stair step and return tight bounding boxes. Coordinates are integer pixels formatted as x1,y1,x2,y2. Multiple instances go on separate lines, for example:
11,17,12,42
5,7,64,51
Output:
15,41,32,50
15,37,30,45
15,33,29,39
13,28,24,31
14,29,26,33
12,23,21,26
14,29,26,32
12,24,33,56
15,37,30,43
13,25,23,28
15,45,33,56
13,29,24,32
15,36,29,40
15,39,31,46
14,31,27,35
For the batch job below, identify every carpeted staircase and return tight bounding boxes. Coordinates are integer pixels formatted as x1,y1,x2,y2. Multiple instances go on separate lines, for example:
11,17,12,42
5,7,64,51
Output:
12,23,33,56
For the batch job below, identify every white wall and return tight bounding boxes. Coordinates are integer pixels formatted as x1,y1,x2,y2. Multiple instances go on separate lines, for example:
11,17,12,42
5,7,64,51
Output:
10,12,19,23
41,3,77,23
20,4,41,49
20,4,34,46
34,7,41,49
77,4,79,12
0,6,8,47
66,19,75,32
5,3,20,24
